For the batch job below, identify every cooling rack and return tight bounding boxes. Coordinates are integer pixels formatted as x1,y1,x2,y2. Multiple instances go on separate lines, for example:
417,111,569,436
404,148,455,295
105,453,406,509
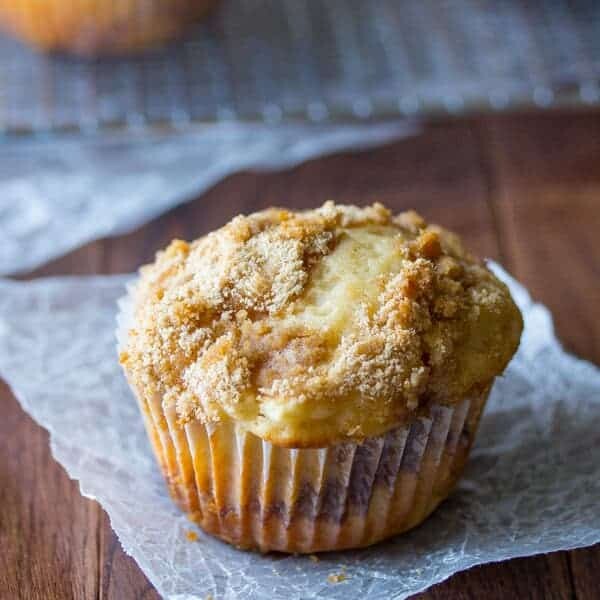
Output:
0,0,599,134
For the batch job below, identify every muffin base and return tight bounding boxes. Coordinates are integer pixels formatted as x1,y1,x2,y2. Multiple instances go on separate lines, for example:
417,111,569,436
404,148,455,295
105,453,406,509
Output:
0,0,218,55
135,386,490,553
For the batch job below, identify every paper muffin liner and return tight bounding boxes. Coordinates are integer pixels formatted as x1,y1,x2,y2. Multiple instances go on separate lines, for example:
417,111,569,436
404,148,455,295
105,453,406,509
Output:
117,287,490,553
0,0,217,55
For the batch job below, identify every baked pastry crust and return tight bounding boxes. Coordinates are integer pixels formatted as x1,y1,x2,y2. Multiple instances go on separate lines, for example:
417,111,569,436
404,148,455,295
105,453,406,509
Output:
121,202,522,447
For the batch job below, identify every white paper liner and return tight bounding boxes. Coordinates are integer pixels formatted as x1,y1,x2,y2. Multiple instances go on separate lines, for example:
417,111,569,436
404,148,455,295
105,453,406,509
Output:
167,398,485,553
1,263,600,599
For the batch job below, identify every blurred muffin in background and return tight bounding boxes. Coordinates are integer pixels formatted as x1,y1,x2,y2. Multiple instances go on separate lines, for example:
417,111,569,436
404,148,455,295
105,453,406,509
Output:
0,0,218,56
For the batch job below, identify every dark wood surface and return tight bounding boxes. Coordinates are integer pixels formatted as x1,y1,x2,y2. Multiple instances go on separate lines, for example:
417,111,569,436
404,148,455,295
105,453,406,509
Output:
1,111,599,599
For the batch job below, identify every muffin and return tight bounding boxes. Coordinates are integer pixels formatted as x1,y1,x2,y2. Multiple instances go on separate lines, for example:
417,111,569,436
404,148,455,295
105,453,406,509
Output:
0,0,217,55
118,202,522,553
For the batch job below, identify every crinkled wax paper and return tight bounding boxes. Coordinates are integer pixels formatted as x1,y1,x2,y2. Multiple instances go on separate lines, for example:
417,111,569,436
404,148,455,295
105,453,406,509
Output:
0,120,414,276
0,264,599,600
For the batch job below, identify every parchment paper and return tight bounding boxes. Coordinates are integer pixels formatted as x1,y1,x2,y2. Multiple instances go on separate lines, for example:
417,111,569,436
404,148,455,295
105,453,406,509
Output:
0,264,599,599
0,119,414,276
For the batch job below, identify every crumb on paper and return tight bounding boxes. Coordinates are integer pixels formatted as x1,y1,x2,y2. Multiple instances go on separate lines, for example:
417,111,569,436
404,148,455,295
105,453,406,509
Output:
327,569,348,584
185,529,199,542
309,554,319,563
205,595,213,600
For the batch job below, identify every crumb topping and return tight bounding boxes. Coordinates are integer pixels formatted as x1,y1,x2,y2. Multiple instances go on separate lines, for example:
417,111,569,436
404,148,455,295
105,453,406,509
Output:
120,202,522,447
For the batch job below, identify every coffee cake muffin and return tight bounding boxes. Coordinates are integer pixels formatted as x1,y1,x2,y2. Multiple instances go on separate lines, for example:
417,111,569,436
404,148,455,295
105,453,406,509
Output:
118,202,522,553
0,0,217,55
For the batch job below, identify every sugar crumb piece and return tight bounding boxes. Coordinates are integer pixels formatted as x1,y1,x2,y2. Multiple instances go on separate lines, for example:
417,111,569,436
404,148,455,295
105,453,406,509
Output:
185,529,199,542
327,570,348,584
309,554,320,563
205,595,214,600
415,230,441,259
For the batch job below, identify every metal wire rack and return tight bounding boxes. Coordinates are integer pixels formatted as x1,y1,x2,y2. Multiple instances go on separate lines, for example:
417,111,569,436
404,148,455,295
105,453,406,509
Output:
0,0,599,134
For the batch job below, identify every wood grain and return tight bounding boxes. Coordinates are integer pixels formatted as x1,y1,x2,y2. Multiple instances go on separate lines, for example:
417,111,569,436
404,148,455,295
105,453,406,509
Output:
1,110,599,599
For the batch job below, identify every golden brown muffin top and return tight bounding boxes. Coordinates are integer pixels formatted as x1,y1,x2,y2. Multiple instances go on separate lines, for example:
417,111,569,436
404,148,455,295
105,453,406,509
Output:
120,202,522,447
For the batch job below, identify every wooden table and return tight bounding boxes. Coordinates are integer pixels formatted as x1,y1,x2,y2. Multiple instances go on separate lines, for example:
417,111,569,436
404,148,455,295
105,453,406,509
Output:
1,110,599,599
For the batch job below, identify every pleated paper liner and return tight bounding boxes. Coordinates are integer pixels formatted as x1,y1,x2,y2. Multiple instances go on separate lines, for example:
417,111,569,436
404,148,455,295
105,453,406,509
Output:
0,0,218,55
138,387,489,553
